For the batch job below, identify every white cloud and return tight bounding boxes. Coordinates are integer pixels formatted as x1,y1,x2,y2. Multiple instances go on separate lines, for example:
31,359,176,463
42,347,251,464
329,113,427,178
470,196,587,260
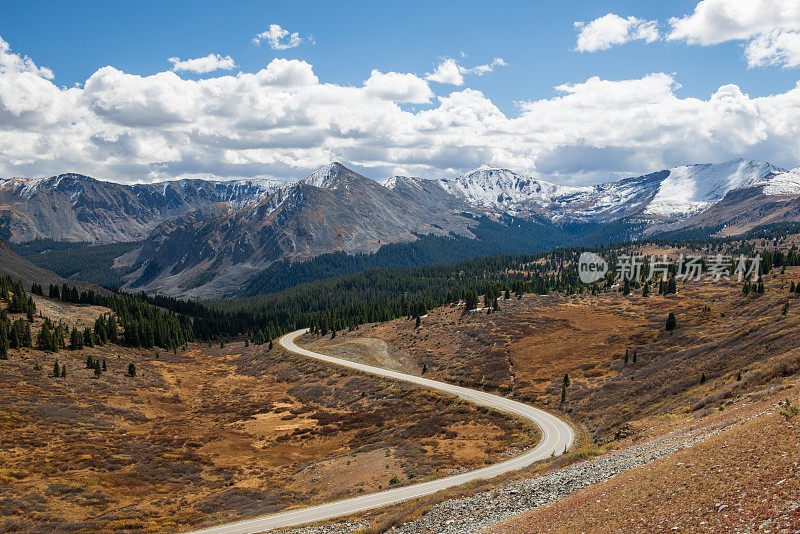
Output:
2,35,800,184
463,57,507,76
363,70,433,103
668,0,800,68
0,36,54,79
255,58,318,86
168,53,236,73
667,0,800,45
745,30,800,68
252,24,310,50
425,57,507,86
425,58,464,85
574,13,659,52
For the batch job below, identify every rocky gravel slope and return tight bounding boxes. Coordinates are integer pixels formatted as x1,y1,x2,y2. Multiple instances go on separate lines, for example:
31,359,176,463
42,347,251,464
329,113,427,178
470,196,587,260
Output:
285,406,774,534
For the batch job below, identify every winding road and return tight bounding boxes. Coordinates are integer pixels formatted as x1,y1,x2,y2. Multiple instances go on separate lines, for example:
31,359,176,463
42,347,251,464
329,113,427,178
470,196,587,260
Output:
189,328,574,534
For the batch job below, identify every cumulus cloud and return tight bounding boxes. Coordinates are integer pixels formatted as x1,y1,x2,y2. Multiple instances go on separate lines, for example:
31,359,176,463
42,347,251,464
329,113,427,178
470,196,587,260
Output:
668,0,800,68
745,30,800,68
363,70,433,103
425,58,464,85
667,0,800,45
2,35,800,184
168,53,237,73
574,13,660,52
425,57,507,86
0,36,54,79
252,24,311,50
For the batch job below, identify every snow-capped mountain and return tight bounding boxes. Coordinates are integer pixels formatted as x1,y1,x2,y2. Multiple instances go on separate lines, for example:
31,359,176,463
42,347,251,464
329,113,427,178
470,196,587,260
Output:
436,165,590,212
392,158,797,223
7,158,800,298
643,159,784,217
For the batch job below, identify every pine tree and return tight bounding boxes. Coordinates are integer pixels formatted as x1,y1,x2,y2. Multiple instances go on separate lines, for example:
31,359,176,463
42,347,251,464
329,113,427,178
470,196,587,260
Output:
422,363,427,375
624,348,629,365
93,361,101,378
642,283,650,297
736,370,742,381
60,365,66,378
415,315,421,328
268,339,274,350
666,312,677,331
83,327,94,348
70,327,83,350
127,362,136,377
667,276,677,294
700,373,706,384
561,373,570,403
37,319,56,352
102,358,107,371
0,326,8,360
22,321,31,347
632,350,637,363
465,289,479,311
53,360,60,378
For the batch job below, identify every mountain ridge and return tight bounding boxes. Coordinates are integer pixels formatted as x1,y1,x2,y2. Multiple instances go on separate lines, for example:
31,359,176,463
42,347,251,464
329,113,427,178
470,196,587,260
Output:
8,157,800,298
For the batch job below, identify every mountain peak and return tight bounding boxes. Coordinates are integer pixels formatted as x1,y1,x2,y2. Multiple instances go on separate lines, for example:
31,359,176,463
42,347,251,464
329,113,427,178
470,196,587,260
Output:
464,164,511,176
301,162,362,189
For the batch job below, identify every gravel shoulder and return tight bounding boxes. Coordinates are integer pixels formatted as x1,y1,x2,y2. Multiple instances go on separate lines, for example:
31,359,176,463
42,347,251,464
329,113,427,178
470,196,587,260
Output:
285,380,798,534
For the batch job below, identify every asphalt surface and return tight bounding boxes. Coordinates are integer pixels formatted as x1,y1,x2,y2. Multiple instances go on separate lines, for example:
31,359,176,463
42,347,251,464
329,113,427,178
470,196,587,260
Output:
188,328,575,534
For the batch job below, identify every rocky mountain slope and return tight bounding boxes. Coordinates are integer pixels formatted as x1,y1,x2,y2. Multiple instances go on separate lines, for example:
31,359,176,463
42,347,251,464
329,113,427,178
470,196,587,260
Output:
0,173,282,243
120,163,476,298
7,158,800,298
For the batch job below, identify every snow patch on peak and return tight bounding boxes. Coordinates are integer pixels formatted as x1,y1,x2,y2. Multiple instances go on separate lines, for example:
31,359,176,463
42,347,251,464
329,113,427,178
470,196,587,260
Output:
472,164,502,173
759,167,800,196
380,176,425,191
301,162,350,190
442,166,590,210
644,159,783,217
380,176,399,189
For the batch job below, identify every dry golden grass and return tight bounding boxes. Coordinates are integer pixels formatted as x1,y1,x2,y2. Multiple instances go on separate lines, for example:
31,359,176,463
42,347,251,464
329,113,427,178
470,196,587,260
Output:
0,316,535,532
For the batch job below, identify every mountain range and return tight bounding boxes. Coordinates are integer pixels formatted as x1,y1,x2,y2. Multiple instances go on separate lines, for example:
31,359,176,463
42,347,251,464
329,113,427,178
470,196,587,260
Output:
4,158,800,298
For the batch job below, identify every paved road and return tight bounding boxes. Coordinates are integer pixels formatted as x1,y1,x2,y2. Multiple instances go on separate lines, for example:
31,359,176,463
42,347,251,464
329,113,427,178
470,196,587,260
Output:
189,329,575,534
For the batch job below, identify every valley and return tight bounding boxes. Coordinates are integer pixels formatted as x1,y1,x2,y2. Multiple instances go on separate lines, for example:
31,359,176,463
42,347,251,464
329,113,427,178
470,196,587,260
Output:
3,159,800,534
2,225,800,532
0,299,537,532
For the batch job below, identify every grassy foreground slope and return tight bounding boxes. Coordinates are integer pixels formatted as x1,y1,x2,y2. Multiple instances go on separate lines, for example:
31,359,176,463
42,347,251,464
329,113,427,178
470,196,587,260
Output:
0,292,537,532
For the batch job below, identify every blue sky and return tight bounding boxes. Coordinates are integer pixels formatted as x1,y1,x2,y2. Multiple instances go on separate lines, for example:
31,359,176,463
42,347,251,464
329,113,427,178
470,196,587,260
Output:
3,0,796,108
1,0,799,183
